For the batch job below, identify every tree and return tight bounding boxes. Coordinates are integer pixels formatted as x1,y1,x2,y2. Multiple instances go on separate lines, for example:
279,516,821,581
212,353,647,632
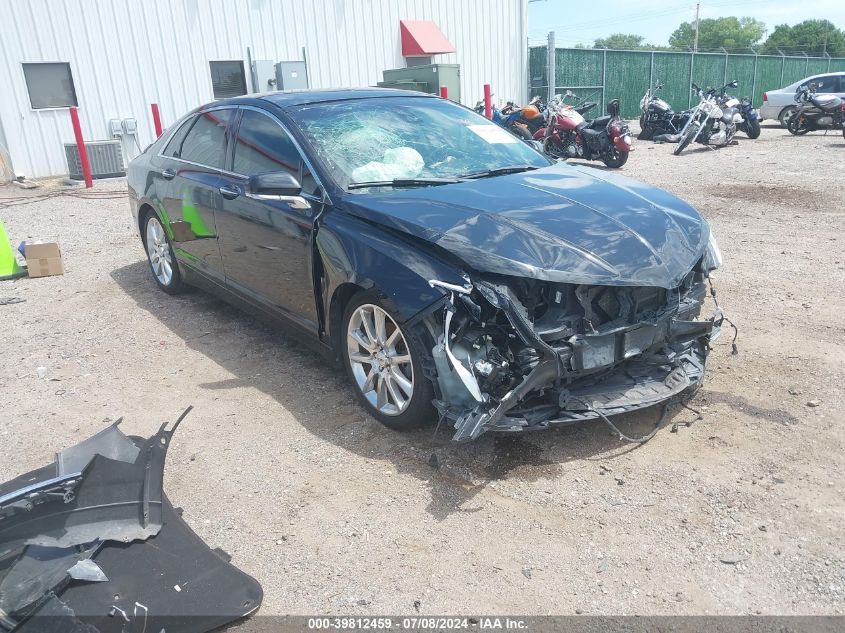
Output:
593,33,649,50
669,16,766,51
761,20,845,57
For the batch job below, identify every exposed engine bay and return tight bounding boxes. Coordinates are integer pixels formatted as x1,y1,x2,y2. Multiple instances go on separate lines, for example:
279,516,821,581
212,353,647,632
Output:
422,261,723,442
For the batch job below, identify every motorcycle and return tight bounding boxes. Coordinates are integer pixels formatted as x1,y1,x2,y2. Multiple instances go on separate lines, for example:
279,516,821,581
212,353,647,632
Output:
735,96,761,139
672,81,742,156
787,82,845,136
714,83,760,139
536,92,633,168
638,82,689,140
474,96,544,140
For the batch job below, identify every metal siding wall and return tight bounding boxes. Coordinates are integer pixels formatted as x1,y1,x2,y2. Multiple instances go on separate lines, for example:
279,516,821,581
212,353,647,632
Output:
0,0,527,178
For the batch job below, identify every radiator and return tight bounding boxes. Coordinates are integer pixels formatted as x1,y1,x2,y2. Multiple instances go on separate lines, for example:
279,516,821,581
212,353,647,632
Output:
64,141,125,180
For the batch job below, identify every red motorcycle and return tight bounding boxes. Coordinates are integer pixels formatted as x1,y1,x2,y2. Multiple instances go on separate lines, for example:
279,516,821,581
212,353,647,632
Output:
533,93,633,168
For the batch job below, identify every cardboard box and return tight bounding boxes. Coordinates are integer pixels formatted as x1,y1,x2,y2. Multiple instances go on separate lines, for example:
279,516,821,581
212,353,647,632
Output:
24,242,64,278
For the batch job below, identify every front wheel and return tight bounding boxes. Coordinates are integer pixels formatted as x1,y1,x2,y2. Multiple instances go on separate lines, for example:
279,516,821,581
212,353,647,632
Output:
673,123,699,156
142,211,185,295
542,136,567,160
602,148,629,168
342,293,434,431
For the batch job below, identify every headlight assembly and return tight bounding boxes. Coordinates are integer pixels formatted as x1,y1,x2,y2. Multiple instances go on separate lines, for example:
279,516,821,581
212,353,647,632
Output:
702,230,722,272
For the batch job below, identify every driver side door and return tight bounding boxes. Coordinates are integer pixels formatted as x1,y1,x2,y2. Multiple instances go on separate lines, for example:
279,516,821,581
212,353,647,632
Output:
214,107,324,335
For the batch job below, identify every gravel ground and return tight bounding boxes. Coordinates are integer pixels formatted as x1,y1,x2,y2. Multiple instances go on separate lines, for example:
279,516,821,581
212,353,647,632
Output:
1,123,843,620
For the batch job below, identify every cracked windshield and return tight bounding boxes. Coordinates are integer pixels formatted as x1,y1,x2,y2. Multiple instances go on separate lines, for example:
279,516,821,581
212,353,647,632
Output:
293,96,549,190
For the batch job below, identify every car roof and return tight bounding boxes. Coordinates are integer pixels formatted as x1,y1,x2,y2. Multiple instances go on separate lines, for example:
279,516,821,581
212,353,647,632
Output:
253,88,436,109
781,72,844,91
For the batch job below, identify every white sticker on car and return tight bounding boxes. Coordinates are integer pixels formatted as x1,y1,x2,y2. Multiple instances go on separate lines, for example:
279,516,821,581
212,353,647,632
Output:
467,124,518,144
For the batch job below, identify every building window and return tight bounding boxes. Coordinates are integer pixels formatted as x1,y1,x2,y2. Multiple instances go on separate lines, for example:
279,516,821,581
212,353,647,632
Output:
22,63,78,109
209,61,247,99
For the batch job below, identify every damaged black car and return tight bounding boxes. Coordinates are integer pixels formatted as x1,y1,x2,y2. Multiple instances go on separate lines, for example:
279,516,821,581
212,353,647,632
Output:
128,89,725,442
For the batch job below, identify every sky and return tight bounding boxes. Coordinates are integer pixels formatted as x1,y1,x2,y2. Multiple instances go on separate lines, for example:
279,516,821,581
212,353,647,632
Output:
527,0,845,48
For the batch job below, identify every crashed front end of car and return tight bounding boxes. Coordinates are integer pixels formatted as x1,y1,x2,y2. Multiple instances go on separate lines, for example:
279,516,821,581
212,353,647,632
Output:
423,236,724,442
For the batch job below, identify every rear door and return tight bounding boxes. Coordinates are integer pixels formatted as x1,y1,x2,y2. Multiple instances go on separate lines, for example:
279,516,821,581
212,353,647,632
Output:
158,107,235,282
214,107,323,333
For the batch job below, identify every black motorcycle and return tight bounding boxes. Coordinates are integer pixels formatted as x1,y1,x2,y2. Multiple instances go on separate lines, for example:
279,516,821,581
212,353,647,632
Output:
787,83,845,136
638,82,689,140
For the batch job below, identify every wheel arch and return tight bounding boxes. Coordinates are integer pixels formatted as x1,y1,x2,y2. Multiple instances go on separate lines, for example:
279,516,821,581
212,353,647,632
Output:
316,213,465,360
137,202,157,242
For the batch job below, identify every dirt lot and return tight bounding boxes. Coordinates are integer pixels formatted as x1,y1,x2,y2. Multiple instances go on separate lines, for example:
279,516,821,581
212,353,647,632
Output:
1,123,843,619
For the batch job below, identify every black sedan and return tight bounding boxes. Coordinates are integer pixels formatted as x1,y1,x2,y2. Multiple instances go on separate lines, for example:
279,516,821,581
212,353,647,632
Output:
128,89,725,442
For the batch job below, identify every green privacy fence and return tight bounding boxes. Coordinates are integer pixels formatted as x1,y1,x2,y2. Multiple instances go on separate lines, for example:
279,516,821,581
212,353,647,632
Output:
528,46,845,119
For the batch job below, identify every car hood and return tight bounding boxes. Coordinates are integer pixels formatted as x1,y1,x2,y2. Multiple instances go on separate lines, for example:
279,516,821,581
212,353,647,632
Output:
341,162,709,289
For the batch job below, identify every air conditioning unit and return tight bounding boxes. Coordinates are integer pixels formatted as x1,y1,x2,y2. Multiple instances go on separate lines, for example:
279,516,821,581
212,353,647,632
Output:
64,140,125,180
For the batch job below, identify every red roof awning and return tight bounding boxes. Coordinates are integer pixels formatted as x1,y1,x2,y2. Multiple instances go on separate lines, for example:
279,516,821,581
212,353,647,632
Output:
400,20,456,57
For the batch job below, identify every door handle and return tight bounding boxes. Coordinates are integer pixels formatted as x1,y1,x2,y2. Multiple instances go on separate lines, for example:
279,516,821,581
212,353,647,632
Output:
219,184,240,200
161,168,176,180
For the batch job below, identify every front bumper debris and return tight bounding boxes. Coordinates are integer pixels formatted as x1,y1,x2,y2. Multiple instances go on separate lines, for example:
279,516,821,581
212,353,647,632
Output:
0,410,263,633
429,277,724,442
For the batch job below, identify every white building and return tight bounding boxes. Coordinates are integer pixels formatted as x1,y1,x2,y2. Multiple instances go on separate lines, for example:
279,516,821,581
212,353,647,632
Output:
0,0,529,180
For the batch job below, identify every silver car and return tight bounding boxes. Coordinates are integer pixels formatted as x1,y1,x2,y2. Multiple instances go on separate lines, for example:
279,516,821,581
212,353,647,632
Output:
760,73,844,126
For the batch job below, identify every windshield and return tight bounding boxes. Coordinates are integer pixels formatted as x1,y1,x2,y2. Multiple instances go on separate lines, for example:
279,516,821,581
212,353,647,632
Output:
291,96,550,191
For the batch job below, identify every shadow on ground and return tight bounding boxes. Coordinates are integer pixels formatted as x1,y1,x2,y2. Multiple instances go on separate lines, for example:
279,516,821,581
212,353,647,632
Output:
113,261,703,521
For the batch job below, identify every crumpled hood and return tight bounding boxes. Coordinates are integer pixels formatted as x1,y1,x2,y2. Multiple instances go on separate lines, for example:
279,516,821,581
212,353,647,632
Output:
341,162,709,289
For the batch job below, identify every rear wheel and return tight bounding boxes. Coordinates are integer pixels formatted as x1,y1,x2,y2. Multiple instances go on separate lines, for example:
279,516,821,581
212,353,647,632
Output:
786,116,809,136
342,292,434,431
778,106,797,128
744,119,761,139
142,210,185,295
673,123,698,156
509,125,532,140
602,148,629,168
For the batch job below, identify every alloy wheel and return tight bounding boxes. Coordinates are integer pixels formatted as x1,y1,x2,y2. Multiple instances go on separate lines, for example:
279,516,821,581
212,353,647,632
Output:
346,304,414,416
146,216,173,286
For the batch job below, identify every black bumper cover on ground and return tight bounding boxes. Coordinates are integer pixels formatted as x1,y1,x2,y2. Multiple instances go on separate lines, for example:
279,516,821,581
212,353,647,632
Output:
0,414,262,633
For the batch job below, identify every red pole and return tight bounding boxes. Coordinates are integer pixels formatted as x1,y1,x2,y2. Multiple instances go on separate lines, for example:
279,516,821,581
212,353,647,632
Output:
440,85,448,100
151,103,163,137
483,84,492,119
69,107,93,188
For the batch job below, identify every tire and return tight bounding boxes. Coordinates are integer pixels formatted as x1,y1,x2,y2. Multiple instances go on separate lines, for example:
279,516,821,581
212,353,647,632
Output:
786,116,810,136
744,119,761,139
602,148,629,168
673,123,698,156
141,210,185,295
510,125,532,140
542,137,567,160
778,106,797,128
341,291,435,431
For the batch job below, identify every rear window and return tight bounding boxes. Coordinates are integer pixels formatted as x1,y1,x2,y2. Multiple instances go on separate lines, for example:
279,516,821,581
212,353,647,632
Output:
179,109,233,169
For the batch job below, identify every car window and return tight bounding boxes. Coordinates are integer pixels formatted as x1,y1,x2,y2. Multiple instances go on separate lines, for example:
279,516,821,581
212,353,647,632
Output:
814,76,840,93
232,110,302,179
179,109,233,169
162,116,195,158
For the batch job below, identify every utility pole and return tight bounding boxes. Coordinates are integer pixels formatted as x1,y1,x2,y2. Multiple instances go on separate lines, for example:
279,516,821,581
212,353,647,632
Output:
693,3,700,53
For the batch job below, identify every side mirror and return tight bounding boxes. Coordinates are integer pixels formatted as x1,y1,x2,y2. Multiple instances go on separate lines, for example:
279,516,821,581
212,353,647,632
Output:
249,171,302,197
565,90,573,97
729,80,738,88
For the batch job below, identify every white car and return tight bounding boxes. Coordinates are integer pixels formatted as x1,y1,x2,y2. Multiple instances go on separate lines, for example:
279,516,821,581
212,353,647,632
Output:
760,72,844,126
